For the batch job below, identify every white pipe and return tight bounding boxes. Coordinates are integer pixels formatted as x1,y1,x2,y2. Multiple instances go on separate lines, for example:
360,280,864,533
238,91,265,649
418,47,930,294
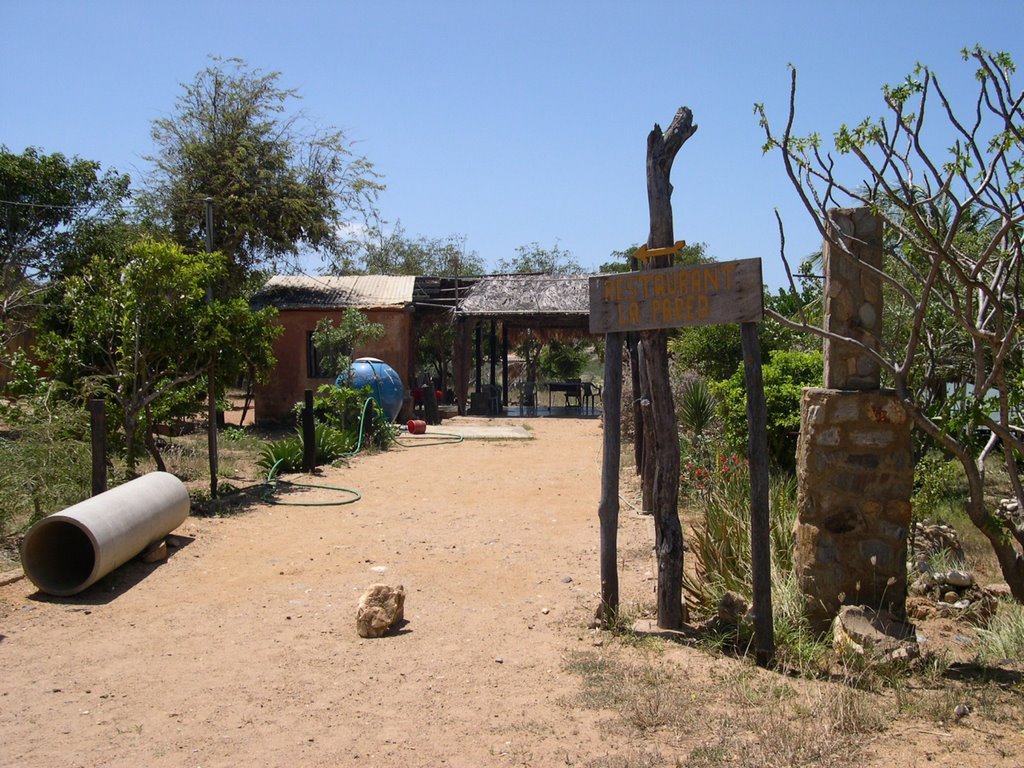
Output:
20,472,190,596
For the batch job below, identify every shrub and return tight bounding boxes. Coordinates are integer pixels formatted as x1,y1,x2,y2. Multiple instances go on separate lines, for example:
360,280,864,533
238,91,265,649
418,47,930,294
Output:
912,451,968,520
711,350,822,471
0,387,92,535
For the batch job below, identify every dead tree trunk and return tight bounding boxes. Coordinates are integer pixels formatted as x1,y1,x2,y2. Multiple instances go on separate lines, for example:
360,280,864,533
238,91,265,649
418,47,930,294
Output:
641,107,697,629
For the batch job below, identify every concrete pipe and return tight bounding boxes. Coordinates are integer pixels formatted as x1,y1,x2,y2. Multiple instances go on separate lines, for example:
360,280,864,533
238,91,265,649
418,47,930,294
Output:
20,472,190,596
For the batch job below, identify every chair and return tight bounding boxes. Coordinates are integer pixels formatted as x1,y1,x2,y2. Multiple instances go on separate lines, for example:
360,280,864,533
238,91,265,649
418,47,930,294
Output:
582,382,601,414
563,380,583,410
485,383,502,416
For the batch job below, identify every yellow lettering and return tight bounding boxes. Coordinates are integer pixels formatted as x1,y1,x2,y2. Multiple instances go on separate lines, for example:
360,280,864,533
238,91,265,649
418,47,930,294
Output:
698,293,710,318
628,302,640,324
721,263,738,289
704,267,719,292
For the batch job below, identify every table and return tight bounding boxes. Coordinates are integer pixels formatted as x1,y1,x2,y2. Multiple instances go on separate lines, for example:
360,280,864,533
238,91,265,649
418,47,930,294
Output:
547,381,583,409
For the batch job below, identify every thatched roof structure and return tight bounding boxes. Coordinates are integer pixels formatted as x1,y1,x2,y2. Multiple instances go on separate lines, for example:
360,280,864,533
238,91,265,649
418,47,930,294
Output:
456,274,591,331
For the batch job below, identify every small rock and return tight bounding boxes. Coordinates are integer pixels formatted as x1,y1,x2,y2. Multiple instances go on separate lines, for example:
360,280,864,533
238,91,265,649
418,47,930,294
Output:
592,638,604,647
561,576,573,584
833,605,919,662
944,570,974,588
355,584,406,638
494,657,503,664
141,540,168,563
943,591,959,604
954,703,971,719
541,607,550,615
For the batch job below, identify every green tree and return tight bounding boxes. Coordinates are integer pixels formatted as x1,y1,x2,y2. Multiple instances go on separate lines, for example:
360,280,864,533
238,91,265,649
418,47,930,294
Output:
310,308,385,381
758,47,1024,600
40,238,278,475
0,146,130,369
144,56,382,284
496,241,582,274
346,221,484,276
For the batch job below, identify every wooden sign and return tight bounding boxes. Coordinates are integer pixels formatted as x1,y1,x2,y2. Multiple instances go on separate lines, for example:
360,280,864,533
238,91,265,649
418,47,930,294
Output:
588,258,763,334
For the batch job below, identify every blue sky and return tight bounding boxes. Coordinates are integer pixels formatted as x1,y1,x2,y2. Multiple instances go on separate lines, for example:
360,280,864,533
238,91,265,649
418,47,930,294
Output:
4,1,1023,287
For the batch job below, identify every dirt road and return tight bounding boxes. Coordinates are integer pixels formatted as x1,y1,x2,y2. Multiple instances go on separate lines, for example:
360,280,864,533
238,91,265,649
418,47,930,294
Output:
2,416,1021,767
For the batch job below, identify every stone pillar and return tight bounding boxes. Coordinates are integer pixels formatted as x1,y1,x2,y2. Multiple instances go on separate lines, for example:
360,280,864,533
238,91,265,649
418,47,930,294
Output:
795,207,913,633
795,388,913,632
823,208,883,390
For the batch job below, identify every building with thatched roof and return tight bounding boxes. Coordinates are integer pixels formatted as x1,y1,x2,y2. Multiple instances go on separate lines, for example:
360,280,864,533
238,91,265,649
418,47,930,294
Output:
251,272,595,422
453,274,593,414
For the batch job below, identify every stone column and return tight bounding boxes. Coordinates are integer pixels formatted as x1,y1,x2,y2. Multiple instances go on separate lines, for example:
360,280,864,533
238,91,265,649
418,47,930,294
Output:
795,208,913,633
795,388,913,632
823,207,883,390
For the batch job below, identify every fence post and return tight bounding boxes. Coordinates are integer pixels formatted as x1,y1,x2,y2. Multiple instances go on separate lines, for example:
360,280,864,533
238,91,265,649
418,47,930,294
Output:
302,389,316,472
88,398,107,496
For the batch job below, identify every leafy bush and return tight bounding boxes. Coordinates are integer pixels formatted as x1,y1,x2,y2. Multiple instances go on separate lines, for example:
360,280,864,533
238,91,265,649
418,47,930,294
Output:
912,451,968,520
306,384,392,450
0,388,92,535
711,350,822,471
261,384,393,474
539,340,589,381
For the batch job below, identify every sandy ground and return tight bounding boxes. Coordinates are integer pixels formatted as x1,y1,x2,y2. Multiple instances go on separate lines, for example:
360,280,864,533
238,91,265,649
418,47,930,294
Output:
1,417,1022,767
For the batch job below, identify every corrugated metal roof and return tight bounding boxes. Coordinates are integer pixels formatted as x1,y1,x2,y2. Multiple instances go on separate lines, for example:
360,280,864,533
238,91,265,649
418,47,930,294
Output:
252,275,416,310
457,274,590,316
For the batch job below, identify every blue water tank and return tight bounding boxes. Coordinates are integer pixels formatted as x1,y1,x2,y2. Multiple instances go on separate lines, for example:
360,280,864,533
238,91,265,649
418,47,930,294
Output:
340,357,405,422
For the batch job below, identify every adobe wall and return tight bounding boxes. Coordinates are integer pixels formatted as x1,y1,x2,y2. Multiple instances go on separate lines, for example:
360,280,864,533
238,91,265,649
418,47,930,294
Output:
254,308,413,425
795,388,913,631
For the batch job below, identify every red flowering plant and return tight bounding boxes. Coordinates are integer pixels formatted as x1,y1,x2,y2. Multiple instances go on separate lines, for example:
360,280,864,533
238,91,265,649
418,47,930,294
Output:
680,451,747,501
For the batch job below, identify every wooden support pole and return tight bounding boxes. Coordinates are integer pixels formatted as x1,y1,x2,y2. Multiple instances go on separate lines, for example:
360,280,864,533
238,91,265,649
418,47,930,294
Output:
641,107,696,630
489,319,497,390
741,322,774,666
474,322,482,394
455,317,470,416
501,322,510,407
301,388,316,473
89,398,107,497
598,332,624,623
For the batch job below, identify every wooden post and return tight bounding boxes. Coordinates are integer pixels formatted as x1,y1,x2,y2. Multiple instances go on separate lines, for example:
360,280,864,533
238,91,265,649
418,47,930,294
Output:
88,398,107,497
627,332,644,480
301,388,316,472
474,322,482,394
501,322,510,407
741,322,774,666
598,332,623,622
641,107,697,630
455,317,470,416
424,384,440,426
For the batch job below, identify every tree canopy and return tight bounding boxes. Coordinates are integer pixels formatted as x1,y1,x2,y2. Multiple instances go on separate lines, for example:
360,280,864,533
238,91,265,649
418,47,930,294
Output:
496,242,582,274
145,56,383,285
40,238,278,475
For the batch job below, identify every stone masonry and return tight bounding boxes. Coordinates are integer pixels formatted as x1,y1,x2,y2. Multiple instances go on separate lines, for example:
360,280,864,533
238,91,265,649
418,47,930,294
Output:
822,207,883,390
794,207,913,633
795,388,913,632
